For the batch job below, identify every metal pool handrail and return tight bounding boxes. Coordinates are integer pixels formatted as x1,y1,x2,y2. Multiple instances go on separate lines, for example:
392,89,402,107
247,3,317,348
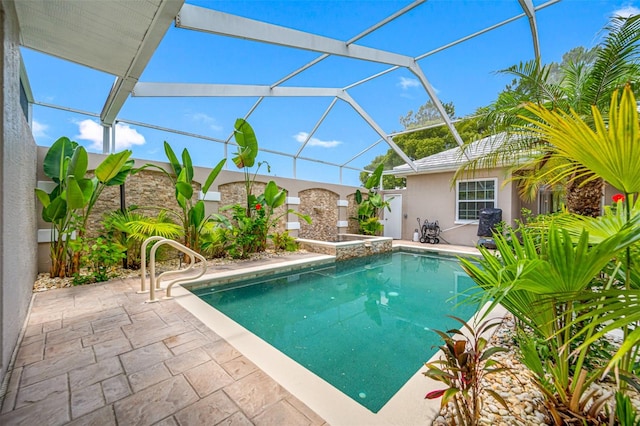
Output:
140,237,207,303
138,236,166,294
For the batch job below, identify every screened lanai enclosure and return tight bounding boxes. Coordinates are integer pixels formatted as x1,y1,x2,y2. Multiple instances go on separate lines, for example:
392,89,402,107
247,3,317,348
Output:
17,0,568,187
1,0,633,415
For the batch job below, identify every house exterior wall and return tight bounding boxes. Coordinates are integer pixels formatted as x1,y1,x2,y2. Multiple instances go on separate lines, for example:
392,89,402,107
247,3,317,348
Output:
392,168,516,246
0,0,39,384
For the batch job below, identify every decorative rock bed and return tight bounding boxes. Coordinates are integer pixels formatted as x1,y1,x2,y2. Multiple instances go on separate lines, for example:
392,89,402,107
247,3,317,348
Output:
431,314,640,426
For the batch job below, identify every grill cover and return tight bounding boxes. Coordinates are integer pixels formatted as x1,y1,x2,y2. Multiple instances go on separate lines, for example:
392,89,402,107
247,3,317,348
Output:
477,208,502,237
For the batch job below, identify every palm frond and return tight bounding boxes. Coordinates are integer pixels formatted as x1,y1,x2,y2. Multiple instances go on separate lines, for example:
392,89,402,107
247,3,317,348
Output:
127,218,183,241
520,85,640,194
552,196,640,244
583,15,640,111
560,60,593,117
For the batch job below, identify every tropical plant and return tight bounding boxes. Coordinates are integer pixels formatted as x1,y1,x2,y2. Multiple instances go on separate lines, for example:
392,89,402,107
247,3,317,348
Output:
456,15,640,216
86,237,126,282
71,236,126,285
614,391,640,426
461,219,640,423
424,316,510,426
199,222,231,259
134,142,225,252
217,119,310,255
271,231,298,252
215,180,310,257
354,163,391,235
231,118,270,215
101,207,183,268
35,136,133,277
520,84,640,376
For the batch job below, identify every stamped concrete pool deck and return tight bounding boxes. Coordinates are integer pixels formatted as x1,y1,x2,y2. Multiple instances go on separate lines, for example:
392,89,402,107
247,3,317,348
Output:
0,242,480,426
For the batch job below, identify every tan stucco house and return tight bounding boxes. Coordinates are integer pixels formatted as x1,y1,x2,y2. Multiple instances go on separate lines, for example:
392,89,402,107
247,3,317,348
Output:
385,134,541,246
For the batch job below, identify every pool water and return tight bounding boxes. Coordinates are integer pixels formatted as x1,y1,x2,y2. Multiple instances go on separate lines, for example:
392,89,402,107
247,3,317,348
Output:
191,251,479,412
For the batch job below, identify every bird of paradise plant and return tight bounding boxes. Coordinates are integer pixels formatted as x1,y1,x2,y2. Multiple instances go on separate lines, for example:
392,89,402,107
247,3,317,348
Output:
133,142,226,253
35,137,134,277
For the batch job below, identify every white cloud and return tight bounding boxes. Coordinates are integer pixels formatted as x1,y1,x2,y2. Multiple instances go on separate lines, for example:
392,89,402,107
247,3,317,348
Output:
294,132,341,148
614,5,640,18
188,112,223,132
75,119,145,151
32,120,48,138
398,76,420,90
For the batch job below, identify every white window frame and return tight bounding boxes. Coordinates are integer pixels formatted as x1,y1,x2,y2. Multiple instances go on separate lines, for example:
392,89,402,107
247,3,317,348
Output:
455,177,498,224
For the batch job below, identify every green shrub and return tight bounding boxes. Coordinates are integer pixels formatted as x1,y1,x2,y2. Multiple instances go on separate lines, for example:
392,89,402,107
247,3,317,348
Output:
271,231,298,252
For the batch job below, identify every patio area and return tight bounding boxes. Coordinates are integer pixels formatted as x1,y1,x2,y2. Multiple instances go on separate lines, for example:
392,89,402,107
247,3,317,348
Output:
0,252,328,426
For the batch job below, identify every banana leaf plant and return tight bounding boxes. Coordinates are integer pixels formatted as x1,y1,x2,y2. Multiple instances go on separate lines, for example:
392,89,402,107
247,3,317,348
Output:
353,163,392,235
35,136,133,277
231,118,270,215
256,180,311,235
133,141,226,252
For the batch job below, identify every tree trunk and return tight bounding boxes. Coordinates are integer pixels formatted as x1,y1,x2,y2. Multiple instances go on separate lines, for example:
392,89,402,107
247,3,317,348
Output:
565,174,604,217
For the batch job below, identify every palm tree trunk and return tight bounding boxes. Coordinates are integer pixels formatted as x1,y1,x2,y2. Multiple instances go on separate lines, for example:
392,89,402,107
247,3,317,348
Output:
565,174,604,217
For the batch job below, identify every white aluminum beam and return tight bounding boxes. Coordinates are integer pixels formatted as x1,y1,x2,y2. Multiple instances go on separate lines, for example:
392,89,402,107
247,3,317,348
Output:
295,98,339,157
117,118,228,144
100,0,184,125
133,83,342,98
103,124,110,154
33,101,100,118
341,139,384,167
271,0,424,88
518,0,541,62
338,92,417,171
176,4,415,68
409,65,469,161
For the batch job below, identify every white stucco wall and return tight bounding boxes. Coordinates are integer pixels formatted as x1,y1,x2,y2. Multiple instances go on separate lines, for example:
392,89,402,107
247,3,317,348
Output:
1,0,38,382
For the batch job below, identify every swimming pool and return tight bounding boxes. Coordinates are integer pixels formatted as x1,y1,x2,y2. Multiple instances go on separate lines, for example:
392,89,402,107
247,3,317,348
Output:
190,251,479,413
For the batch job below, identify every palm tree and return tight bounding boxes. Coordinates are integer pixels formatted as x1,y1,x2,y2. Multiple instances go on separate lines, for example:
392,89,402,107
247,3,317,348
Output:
456,15,640,216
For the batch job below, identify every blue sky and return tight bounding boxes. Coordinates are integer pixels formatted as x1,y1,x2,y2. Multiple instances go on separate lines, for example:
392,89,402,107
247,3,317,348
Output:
25,0,640,187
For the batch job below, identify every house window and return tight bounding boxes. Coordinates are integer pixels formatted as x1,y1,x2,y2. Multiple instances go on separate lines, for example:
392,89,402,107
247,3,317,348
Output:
456,178,497,222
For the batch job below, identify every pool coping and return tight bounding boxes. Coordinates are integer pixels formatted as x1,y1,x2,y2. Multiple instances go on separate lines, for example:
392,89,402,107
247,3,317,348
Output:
172,247,503,425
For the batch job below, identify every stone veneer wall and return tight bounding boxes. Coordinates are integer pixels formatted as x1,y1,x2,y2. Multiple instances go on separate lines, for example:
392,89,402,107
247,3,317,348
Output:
219,181,266,209
37,156,366,272
84,170,200,238
298,188,339,240
346,193,360,234
297,237,393,260
218,181,286,233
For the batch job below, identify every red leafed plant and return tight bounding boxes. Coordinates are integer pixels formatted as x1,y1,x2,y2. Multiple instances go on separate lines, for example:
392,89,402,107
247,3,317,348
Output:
424,316,511,426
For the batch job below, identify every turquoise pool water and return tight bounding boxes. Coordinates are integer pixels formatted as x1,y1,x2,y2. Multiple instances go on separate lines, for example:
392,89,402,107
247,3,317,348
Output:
191,251,479,412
